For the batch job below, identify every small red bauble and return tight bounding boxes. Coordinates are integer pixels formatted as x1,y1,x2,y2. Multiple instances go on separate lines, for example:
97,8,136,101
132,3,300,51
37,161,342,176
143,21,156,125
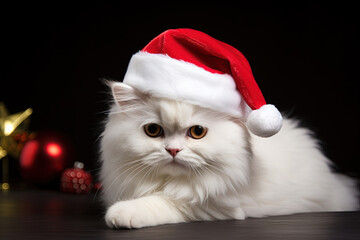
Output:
60,162,93,194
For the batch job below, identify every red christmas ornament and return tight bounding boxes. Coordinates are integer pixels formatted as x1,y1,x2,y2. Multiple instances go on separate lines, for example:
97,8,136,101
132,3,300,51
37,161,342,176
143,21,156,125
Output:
60,161,93,194
19,131,74,185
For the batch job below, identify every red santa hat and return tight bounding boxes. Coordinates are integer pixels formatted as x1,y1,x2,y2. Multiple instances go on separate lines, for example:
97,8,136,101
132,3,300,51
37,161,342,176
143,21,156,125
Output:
122,28,282,137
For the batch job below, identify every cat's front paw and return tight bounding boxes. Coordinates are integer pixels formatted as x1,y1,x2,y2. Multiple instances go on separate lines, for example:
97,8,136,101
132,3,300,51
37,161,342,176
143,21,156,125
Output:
105,201,148,229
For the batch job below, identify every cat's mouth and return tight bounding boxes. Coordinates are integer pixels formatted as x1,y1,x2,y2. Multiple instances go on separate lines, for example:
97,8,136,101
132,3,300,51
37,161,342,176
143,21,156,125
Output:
159,156,192,176
167,158,187,168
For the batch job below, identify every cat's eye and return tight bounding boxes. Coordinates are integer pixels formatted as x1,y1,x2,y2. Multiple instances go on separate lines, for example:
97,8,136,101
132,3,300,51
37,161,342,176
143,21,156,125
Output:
187,125,207,139
144,123,164,138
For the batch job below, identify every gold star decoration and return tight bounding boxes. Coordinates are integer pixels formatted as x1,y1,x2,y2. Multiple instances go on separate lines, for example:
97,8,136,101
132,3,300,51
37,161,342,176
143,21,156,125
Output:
0,102,33,190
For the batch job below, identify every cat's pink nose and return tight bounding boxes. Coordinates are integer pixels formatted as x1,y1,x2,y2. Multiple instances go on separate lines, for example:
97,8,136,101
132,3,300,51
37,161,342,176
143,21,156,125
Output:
166,148,182,157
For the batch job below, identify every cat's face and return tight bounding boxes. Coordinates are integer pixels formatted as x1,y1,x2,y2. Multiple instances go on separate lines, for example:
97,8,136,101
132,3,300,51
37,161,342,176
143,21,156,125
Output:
102,82,251,180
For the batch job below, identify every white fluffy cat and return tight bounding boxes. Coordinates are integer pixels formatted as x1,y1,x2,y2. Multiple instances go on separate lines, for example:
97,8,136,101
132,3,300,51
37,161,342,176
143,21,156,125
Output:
100,81,359,229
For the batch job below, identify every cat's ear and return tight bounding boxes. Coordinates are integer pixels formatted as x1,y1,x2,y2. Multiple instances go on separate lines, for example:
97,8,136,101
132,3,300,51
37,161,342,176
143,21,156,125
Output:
108,81,144,107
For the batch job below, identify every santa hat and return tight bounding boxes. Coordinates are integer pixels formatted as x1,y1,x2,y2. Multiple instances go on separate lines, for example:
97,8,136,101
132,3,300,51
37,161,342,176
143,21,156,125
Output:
122,28,282,137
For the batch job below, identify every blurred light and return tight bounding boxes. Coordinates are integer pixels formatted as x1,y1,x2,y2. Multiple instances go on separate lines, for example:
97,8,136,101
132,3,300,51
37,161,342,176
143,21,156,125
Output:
46,143,62,157
1,183,10,190
0,146,7,158
20,141,39,168
4,120,14,136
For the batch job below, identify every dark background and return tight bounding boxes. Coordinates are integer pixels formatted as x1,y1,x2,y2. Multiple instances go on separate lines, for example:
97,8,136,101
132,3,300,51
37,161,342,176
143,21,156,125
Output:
2,2,359,185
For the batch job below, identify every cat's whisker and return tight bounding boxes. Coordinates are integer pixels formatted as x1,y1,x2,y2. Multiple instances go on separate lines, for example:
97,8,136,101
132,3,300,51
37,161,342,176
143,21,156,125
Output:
192,165,212,210
87,167,102,172
92,182,103,203
120,158,146,168
133,165,156,196
104,162,145,201
187,163,210,203
114,162,153,201
209,167,238,193
202,162,240,193
150,164,159,182
101,165,129,194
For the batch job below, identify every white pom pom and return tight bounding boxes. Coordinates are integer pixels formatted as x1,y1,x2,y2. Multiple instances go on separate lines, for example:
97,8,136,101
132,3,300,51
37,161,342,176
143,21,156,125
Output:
247,104,283,137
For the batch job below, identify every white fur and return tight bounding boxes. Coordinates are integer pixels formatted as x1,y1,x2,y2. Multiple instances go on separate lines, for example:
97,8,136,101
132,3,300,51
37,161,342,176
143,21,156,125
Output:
100,82,359,229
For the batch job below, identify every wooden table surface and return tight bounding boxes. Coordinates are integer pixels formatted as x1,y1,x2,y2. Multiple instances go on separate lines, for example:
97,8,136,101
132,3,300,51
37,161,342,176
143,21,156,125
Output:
0,189,359,240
